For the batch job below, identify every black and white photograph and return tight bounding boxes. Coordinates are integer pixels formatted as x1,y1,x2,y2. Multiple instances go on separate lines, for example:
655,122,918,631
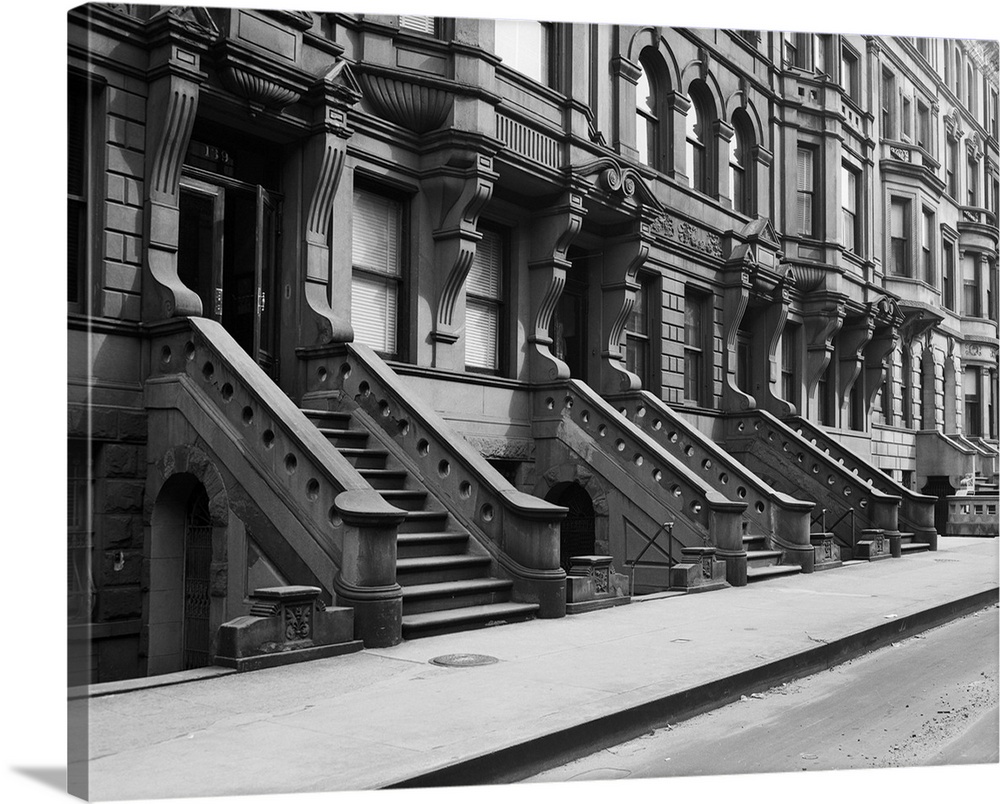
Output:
5,1,1000,802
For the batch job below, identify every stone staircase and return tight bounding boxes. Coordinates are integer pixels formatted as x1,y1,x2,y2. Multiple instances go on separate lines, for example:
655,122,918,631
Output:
303,409,538,639
743,533,802,582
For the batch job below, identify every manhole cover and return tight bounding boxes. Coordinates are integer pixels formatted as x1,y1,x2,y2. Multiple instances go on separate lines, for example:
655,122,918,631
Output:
429,653,499,668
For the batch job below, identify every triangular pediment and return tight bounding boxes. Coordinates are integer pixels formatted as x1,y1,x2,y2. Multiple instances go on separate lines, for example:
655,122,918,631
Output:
321,59,363,98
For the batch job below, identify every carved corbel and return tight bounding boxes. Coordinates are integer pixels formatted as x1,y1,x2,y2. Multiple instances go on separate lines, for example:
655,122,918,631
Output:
424,153,499,369
864,324,900,416
600,217,653,394
838,317,874,418
142,11,211,322
763,269,796,417
527,188,588,383
721,264,756,412
804,300,846,400
299,61,361,345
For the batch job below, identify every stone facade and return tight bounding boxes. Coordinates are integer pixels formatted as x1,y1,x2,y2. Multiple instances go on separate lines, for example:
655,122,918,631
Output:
68,6,999,682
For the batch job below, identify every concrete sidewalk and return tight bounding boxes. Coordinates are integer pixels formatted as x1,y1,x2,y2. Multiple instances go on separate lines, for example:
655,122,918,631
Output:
78,537,999,801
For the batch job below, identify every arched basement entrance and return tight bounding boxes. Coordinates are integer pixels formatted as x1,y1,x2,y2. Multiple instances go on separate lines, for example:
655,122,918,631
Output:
147,473,222,675
545,482,596,571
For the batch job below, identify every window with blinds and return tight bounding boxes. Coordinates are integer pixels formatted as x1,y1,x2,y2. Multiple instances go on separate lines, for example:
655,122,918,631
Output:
399,15,435,35
465,228,504,373
683,290,706,404
841,164,858,252
352,188,404,357
797,147,816,237
890,198,910,276
625,276,652,387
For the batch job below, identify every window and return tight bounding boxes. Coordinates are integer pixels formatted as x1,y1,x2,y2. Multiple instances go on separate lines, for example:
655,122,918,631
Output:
921,209,935,285
916,38,933,64
943,238,956,311
818,361,834,426
797,146,817,237
841,164,859,253
966,64,975,110
635,53,662,169
352,187,405,358
495,19,550,85
901,349,913,427
967,155,979,207
813,34,830,75
841,45,859,102
736,31,760,48
890,198,911,277
990,260,998,322
990,369,998,439
781,325,799,406
68,76,88,308
684,291,707,405
916,101,931,152
398,15,435,35
849,382,864,431
947,137,960,198
685,86,711,194
881,366,894,425
730,111,753,215
465,228,505,374
990,90,998,140
625,276,653,388
964,253,982,317
918,352,929,429
965,367,982,436
954,47,962,96
881,68,896,139
901,96,912,140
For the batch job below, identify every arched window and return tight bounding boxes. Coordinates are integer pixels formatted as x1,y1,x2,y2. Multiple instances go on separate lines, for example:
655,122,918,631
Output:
686,85,712,194
730,110,754,214
635,49,666,170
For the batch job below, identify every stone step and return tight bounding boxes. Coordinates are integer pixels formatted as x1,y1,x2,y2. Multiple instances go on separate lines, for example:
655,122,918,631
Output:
377,489,429,511
397,531,470,559
357,468,409,489
401,601,539,640
396,554,492,585
746,549,783,568
301,409,353,426
402,578,515,614
335,448,389,469
746,564,802,582
397,509,450,533
900,542,931,554
316,427,371,447
742,534,767,547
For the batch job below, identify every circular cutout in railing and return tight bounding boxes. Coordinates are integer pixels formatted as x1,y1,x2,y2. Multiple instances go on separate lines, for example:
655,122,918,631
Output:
430,654,499,668
160,345,171,365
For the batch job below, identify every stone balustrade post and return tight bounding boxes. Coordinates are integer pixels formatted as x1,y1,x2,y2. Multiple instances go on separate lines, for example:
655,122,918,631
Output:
332,490,407,648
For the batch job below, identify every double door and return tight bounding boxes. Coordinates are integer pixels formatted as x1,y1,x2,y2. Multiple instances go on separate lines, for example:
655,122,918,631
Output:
178,172,280,376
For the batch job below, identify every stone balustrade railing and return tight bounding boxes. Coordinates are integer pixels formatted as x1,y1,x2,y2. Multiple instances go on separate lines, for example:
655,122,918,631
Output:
535,380,749,585
788,415,937,550
611,391,816,569
725,410,902,555
299,342,568,617
148,318,407,647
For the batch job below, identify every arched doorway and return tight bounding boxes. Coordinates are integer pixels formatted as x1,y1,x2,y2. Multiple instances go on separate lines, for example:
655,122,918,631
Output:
546,482,596,571
148,473,221,675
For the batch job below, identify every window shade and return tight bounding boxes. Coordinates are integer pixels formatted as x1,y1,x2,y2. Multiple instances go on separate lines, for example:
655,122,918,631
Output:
352,189,402,354
465,230,502,370
399,15,435,34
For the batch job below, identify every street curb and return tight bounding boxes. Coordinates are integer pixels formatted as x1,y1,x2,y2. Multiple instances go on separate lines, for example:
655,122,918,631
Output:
385,586,999,789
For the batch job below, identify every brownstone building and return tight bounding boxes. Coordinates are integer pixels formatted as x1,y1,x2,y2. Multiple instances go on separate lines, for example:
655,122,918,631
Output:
68,5,999,683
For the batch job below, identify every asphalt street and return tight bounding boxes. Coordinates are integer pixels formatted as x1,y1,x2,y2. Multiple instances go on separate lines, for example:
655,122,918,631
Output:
527,604,999,782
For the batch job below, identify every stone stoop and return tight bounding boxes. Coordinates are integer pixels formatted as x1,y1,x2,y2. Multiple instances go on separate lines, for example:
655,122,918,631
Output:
743,534,802,583
668,546,730,593
303,409,540,640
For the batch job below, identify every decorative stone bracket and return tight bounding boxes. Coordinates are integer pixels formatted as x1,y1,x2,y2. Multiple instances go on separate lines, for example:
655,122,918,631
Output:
425,151,500,367
215,586,362,672
142,11,213,322
837,317,874,417
527,186,589,383
863,296,904,415
299,61,362,346
803,297,846,403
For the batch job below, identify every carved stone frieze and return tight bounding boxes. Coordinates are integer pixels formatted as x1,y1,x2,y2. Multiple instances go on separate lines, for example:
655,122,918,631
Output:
464,435,533,461
650,214,724,258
